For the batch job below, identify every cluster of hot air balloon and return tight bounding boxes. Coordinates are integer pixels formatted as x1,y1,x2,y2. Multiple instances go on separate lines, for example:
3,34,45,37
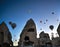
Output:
40,19,54,30
40,25,54,31
40,19,48,30
40,19,48,24
9,21,16,29
39,11,59,31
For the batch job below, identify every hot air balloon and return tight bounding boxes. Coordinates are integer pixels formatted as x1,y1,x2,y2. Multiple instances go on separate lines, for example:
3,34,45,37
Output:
9,22,16,29
40,28,42,30
9,21,12,25
49,25,54,30
28,9,32,14
11,23,16,29
15,40,17,41
44,22,46,24
52,12,54,14
40,20,42,23
57,19,59,22
46,19,48,22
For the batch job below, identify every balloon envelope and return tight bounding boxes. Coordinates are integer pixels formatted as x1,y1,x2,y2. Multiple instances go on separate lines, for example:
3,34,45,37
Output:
9,21,12,25
44,22,46,24
11,23,16,29
15,40,17,41
52,12,54,14
40,28,42,30
28,9,32,14
57,19,59,21
49,25,54,30
46,19,48,22
40,20,42,23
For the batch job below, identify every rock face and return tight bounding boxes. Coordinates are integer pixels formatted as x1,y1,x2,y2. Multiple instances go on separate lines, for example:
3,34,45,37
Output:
39,31,51,47
57,24,60,37
52,37,60,47
18,19,38,47
19,18,60,47
0,22,13,46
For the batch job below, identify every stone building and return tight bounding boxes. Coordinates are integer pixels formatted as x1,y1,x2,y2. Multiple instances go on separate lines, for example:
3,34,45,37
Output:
51,24,60,47
39,31,52,47
57,24,60,37
18,18,51,47
18,19,38,47
18,18,60,47
52,37,60,47
0,22,13,46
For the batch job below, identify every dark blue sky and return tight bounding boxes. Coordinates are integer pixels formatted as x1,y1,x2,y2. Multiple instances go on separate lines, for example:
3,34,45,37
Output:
0,0,60,43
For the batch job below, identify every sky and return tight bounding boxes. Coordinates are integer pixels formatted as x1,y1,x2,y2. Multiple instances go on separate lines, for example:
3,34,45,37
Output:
0,0,60,46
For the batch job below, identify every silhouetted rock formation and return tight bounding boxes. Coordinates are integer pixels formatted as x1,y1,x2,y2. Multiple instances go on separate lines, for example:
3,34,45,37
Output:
18,19,60,47
57,24,60,37
39,31,51,47
0,21,13,47
18,19,51,47
18,18,38,47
